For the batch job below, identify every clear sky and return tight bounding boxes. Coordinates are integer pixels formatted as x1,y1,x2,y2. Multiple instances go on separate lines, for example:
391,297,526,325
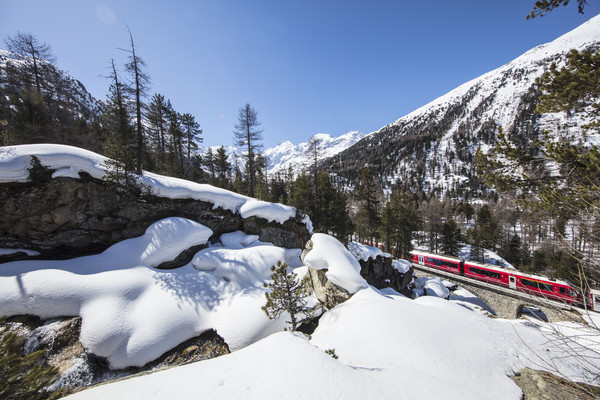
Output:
1,0,600,148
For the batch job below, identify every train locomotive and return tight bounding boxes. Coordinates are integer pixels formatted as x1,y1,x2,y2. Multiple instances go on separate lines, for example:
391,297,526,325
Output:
409,250,592,309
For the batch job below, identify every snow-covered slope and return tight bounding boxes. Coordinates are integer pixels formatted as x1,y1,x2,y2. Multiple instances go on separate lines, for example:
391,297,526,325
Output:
0,49,103,120
324,15,600,193
64,288,600,400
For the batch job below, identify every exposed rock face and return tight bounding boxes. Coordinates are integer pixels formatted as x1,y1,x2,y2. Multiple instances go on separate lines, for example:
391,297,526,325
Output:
306,268,352,310
510,368,599,400
0,173,310,261
301,239,352,309
359,256,413,297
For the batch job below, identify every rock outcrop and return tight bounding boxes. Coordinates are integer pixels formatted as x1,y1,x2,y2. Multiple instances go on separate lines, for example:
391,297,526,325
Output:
1,316,230,395
0,172,310,261
359,256,413,297
306,268,352,310
510,368,600,400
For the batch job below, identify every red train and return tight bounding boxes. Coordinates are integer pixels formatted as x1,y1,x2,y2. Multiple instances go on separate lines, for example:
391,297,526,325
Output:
410,250,586,308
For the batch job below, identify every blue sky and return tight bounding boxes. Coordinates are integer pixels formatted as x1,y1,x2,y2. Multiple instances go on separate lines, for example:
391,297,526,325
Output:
2,0,599,148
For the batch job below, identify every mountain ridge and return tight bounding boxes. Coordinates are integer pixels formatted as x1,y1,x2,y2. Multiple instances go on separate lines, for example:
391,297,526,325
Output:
321,14,600,195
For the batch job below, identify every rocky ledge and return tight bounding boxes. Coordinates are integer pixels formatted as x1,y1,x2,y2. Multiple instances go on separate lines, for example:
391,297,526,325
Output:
0,171,310,262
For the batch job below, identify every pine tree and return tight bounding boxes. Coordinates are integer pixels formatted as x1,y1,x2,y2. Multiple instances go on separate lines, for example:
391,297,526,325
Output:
181,113,202,178
204,148,216,185
102,59,137,186
0,320,64,399
146,93,169,170
527,0,588,19
233,103,263,197
214,146,231,188
355,167,380,245
440,218,461,257
262,261,320,331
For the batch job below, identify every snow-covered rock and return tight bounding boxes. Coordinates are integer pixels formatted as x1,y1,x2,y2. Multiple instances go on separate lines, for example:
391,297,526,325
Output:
0,144,298,223
302,234,368,294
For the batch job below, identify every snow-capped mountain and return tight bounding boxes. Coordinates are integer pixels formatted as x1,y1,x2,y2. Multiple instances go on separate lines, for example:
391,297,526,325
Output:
200,131,364,177
322,15,600,195
264,131,364,176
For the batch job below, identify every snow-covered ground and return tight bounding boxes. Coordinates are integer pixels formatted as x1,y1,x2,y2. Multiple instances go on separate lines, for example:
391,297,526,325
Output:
63,286,600,400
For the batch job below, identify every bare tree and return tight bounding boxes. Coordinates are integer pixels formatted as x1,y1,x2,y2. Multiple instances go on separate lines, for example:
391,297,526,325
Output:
121,26,149,174
5,32,55,92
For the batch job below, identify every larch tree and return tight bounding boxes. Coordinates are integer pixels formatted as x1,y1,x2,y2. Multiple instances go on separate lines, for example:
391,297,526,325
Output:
4,32,55,92
233,103,263,197
122,26,149,174
355,167,381,245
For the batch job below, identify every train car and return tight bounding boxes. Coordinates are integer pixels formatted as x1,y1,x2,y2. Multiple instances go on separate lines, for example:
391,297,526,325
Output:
411,250,462,275
410,250,582,306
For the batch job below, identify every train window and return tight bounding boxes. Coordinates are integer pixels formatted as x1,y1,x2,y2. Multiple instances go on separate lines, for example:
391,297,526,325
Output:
441,261,457,268
468,266,501,280
559,287,566,295
521,278,553,292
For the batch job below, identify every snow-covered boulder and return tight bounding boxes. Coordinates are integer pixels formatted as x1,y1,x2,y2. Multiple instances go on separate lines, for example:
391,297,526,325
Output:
302,234,368,294
413,277,450,299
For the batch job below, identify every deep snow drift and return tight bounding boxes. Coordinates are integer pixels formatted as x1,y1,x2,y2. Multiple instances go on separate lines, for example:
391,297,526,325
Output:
64,288,600,400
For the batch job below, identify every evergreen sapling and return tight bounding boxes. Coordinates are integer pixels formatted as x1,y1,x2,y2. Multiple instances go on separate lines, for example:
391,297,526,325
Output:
262,261,320,331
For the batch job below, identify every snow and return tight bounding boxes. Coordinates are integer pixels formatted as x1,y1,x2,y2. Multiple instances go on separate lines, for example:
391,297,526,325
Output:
0,218,292,368
413,276,450,299
0,144,299,224
392,259,411,274
0,248,40,256
348,241,389,261
64,287,600,400
303,234,368,294
458,244,515,269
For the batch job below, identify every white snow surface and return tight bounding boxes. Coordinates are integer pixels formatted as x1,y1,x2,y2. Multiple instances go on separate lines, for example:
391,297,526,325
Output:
0,218,294,368
303,234,368,294
65,287,600,400
0,144,297,224
348,241,390,261
392,258,411,274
